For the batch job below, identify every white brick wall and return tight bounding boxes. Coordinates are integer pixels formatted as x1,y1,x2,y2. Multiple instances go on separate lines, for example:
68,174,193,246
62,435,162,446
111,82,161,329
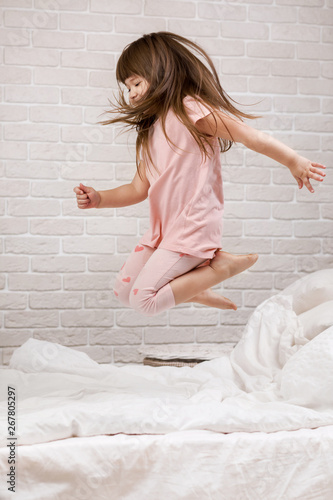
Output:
1,0,332,366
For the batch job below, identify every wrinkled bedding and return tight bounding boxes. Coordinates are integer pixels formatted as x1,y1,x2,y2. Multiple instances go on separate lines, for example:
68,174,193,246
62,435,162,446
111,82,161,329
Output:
1,269,333,499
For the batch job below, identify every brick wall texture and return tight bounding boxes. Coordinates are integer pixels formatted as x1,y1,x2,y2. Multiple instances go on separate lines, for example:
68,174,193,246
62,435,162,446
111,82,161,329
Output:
0,0,332,366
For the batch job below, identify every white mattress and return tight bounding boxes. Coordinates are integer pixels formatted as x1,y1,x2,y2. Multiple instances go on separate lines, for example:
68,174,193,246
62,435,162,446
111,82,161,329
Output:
1,428,333,500
1,269,333,499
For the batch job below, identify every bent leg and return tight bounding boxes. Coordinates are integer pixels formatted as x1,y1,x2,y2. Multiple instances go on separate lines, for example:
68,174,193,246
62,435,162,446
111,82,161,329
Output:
129,249,206,316
113,244,155,307
170,250,258,306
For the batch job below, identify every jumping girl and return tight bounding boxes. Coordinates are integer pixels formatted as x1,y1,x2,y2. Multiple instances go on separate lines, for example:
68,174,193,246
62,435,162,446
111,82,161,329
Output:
74,32,326,317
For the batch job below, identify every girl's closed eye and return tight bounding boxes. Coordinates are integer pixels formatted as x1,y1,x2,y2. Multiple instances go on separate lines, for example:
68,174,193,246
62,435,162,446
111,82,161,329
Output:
127,82,141,92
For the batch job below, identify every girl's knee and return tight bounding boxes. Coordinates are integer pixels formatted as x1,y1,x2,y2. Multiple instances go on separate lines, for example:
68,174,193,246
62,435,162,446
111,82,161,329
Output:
129,289,158,317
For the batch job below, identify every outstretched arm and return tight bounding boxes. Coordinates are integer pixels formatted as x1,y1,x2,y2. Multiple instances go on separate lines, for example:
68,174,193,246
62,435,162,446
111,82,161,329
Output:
196,111,326,193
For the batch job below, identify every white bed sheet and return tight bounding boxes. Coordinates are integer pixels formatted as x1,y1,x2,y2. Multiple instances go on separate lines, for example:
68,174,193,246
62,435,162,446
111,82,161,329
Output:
1,269,333,499
1,428,333,500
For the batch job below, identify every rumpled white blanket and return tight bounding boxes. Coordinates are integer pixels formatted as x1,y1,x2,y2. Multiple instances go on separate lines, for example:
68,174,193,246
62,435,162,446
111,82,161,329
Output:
1,269,333,447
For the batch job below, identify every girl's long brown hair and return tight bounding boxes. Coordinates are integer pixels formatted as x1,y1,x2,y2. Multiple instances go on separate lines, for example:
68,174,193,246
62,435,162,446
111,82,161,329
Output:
99,31,258,180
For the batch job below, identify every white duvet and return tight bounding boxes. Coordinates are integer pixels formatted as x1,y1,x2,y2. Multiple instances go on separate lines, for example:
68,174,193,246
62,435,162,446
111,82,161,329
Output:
1,269,333,499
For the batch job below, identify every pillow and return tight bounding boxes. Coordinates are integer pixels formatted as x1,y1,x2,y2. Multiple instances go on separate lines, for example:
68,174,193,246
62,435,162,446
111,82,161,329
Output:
9,338,100,374
298,300,333,340
279,269,333,315
279,325,333,410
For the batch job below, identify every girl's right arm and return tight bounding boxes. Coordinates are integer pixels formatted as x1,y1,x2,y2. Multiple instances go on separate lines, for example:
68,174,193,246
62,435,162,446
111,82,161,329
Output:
73,163,150,209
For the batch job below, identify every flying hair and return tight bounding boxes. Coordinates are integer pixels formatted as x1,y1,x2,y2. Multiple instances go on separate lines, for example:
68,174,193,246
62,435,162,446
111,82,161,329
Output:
98,31,259,180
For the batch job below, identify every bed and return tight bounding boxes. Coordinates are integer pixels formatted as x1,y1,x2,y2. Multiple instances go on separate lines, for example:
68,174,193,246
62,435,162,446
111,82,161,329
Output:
1,269,333,499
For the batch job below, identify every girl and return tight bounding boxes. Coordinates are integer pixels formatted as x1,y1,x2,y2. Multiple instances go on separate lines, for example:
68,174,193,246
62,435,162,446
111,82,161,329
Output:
74,32,326,317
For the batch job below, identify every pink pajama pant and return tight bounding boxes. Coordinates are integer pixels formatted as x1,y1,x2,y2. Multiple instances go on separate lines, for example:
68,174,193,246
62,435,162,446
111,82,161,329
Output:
113,244,213,317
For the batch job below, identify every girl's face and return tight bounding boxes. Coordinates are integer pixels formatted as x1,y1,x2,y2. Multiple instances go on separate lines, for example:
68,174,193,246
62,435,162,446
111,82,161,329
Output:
124,74,150,104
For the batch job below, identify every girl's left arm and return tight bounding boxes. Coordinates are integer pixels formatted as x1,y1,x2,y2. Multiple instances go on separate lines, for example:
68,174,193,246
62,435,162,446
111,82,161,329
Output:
196,111,326,193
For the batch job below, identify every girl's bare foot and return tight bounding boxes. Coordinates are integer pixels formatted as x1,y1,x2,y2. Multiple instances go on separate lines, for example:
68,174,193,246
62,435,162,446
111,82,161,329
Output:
209,250,258,279
185,288,237,310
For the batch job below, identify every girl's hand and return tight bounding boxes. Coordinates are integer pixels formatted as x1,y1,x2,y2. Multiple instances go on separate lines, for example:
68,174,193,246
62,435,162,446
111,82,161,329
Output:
288,157,326,193
73,183,101,209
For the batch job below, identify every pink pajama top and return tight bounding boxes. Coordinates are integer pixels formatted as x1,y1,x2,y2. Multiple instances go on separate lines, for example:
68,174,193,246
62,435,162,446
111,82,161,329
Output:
138,95,224,260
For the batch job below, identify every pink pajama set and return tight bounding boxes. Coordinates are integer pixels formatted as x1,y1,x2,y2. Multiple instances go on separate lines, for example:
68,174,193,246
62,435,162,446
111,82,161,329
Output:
113,96,224,316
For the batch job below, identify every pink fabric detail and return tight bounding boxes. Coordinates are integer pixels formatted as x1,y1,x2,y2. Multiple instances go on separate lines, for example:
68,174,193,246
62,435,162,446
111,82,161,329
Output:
122,277,131,283
135,245,144,252
114,244,206,317
139,95,224,260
